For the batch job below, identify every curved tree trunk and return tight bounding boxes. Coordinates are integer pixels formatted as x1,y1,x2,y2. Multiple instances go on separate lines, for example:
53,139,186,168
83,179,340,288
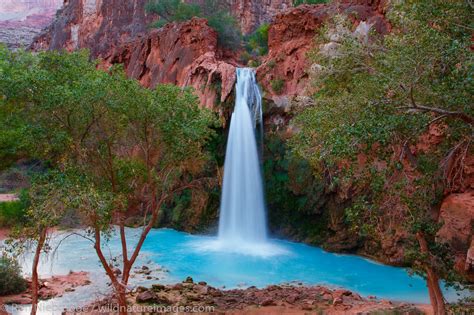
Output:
416,232,446,315
31,228,47,315
93,227,127,315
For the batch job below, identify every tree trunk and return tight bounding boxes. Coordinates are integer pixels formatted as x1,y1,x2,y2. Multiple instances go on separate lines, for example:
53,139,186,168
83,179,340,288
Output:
416,232,446,315
31,228,47,315
93,227,127,315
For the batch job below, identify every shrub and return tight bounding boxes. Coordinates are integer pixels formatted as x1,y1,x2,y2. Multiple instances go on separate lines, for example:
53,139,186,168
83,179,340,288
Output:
246,23,270,56
0,192,27,227
270,78,284,94
0,254,27,295
146,0,241,49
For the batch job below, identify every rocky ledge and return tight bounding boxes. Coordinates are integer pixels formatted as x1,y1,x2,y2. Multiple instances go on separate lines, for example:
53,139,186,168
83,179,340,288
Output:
0,271,90,306
82,277,427,314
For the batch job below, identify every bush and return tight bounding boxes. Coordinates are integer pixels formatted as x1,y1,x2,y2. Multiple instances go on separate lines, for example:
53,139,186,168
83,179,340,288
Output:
0,203,26,228
0,254,27,295
146,0,241,49
270,78,284,94
0,190,28,227
246,23,270,56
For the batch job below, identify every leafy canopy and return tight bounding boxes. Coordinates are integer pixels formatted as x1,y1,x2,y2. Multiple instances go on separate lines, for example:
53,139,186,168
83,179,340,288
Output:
0,47,218,230
289,0,473,283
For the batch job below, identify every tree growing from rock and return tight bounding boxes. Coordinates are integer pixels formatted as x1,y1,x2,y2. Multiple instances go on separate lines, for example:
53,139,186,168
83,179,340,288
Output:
290,1,472,313
146,0,241,49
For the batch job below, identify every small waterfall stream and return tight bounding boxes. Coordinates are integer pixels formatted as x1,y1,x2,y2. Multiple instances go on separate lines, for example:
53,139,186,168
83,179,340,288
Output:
218,68,267,244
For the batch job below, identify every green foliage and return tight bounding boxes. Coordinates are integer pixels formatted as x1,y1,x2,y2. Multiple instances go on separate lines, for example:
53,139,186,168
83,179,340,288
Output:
290,0,473,282
245,23,270,56
264,132,327,244
270,78,285,94
0,48,217,233
146,0,241,49
0,191,28,227
293,0,327,6
0,254,27,295
145,0,200,27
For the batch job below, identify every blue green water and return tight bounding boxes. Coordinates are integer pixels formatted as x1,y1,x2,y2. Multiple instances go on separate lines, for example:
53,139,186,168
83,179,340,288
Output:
14,227,466,311
140,229,453,303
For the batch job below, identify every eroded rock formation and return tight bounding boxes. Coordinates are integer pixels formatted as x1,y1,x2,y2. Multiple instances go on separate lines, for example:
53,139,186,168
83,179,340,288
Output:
257,1,390,107
0,0,62,49
31,0,237,109
228,0,293,34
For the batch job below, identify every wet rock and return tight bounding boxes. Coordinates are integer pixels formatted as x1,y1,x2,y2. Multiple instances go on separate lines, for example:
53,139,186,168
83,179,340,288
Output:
152,284,165,292
136,291,155,303
136,286,148,293
333,297,343,305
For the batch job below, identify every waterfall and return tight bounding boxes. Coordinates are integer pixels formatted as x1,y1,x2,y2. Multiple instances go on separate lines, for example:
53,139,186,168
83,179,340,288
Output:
218,68,267,244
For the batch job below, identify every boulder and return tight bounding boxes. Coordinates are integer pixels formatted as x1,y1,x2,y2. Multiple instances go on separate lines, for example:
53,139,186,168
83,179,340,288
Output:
437,190,474,253
136,290,155,303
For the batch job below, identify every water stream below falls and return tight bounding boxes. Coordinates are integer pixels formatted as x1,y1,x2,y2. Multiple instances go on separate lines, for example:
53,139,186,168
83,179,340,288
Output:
7,228,463,314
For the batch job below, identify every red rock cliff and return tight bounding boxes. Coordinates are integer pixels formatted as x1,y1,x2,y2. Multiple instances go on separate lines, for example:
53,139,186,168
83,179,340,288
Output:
31,0,237,109
257,1,390,107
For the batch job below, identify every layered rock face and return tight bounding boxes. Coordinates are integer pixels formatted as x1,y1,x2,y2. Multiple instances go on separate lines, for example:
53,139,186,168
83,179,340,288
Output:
228,0,293,34
0,0,62,49
257,0,390,107
32,0,237,109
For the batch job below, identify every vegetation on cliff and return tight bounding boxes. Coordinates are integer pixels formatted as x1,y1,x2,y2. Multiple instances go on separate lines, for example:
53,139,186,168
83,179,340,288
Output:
146,0,241,49
289,0,473,312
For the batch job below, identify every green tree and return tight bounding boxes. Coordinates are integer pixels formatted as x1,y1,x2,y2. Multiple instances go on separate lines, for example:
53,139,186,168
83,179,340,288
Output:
0,49,217,313
146,0,241,49
0,254,27,296
290,1,472,313
246,23,270,56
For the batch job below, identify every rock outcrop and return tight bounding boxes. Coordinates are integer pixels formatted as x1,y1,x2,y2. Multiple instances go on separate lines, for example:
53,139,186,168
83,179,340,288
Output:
257,1,390,106
31,0,237,109
437,191,474,280
82,278,426,314
228,0,293,34
0,0,62,49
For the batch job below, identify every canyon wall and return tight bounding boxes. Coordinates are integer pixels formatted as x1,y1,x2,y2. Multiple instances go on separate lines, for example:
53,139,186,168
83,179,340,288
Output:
0,0,62,49
31,0,237,109
28,0,473,280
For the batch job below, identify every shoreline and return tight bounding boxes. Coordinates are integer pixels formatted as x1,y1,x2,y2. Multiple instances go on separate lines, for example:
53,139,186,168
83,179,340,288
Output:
75,279,433,315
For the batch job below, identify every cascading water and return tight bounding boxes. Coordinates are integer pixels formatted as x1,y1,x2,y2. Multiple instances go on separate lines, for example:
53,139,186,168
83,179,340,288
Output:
218,68,267,244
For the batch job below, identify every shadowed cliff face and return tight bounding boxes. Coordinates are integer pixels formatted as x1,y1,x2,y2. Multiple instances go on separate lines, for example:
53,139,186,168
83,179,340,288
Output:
31,0,238,109
256,0,390,107
228,0,293,34
0,0,62,49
